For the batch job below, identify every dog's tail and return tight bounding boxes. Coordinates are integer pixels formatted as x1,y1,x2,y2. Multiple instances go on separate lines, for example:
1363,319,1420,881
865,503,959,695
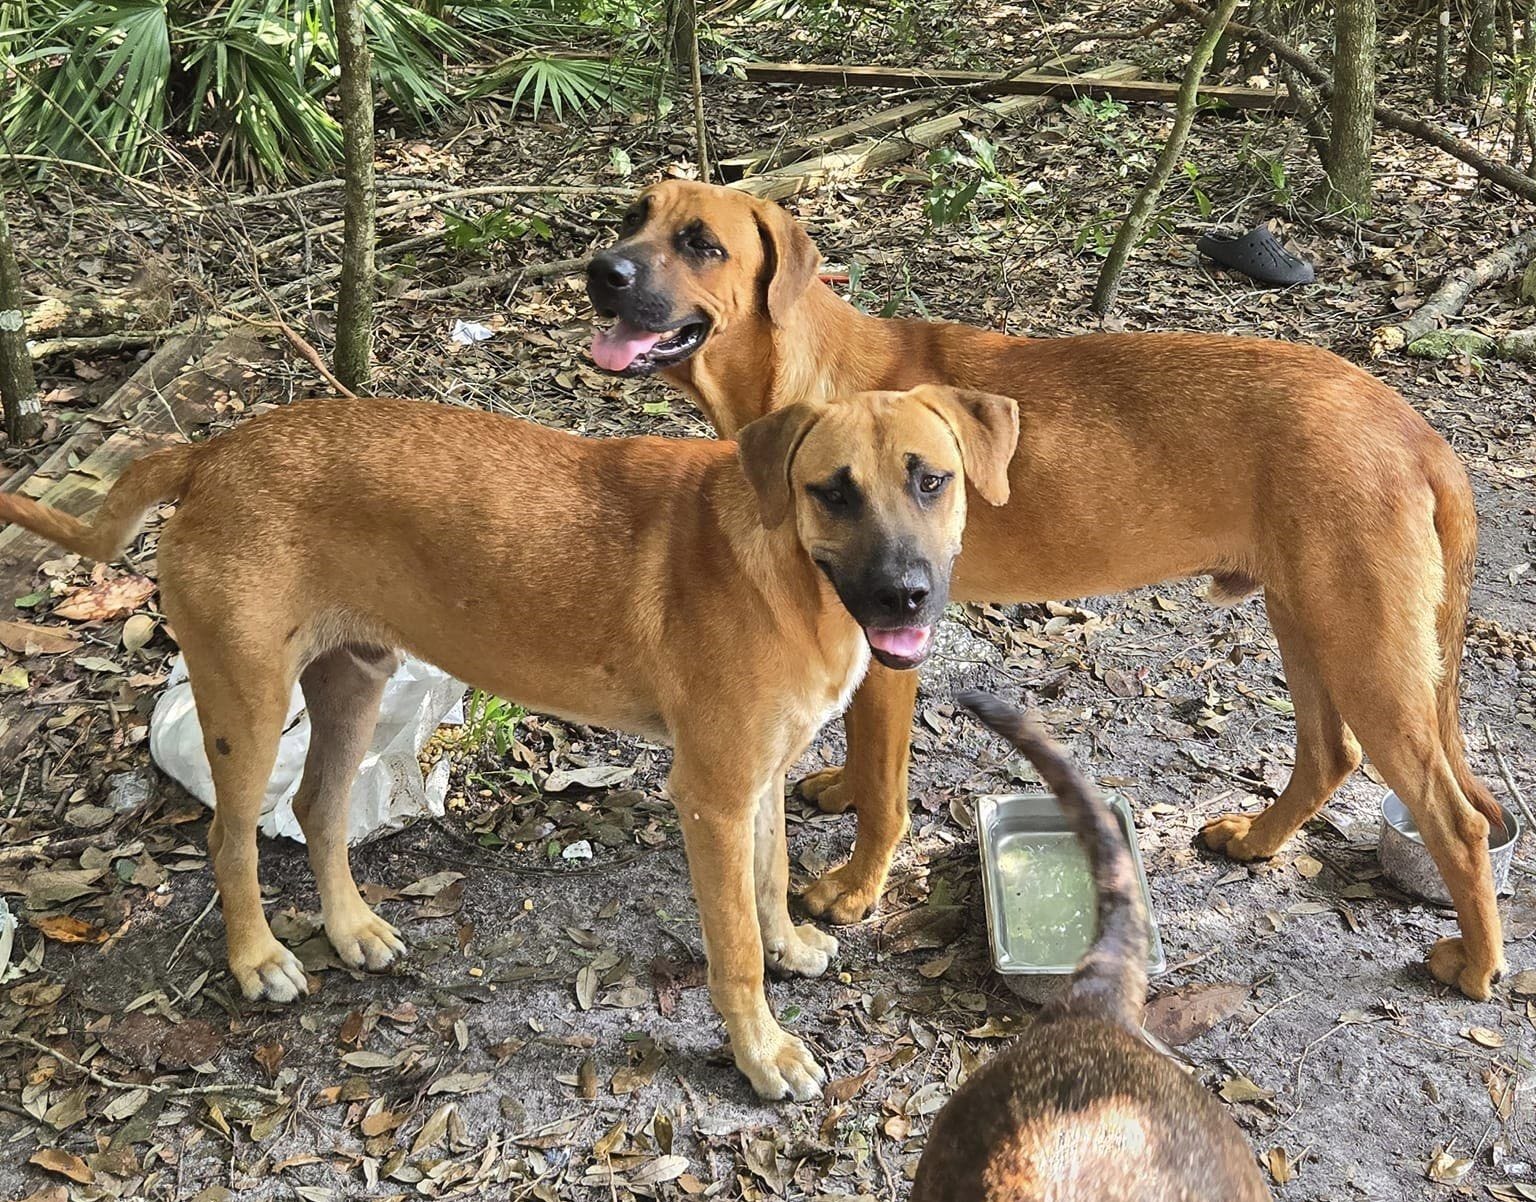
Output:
1427,450,1503,831
958,690,1148,1030
0,443,198,563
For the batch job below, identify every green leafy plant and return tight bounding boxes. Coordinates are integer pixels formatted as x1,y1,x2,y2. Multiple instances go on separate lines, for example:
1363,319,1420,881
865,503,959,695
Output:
441,204,551,251
461,689,526,758
467,50,648,119
922,133,1031,228
1,0,653,180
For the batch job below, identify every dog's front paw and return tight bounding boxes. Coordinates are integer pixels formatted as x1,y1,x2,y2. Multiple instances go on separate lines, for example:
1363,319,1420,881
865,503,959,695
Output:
327,904,407,972
1428,936,1503,1001
1200,812,1276,861
801,861,881,925
765,924,838,978
735,1028,826,1102
797,767,853,814
231,937,309,1003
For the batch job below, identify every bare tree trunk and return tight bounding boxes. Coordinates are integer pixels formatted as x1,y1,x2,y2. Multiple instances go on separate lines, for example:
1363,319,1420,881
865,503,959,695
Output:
1435,6,1451,103
335,0,375,394
0,190,42,445
1093,0,1240,315
1325,0,1376,213
1465,0,1498,96
686,0,710,182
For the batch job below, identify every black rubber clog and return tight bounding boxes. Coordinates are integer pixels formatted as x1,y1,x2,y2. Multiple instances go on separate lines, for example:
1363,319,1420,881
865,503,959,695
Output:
1196,224,1315,287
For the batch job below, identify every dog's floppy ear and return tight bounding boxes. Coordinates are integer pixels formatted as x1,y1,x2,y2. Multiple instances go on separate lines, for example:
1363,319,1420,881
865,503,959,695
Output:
913,386,1020,506
737,403,821,528
753,200,821,324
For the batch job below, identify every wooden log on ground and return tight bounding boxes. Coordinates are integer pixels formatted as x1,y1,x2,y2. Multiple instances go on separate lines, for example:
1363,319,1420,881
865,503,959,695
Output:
1372,227,1536,355
1406,326,1536,362
739,62,1296,111
718,100,952,181
25,282,172,342
719,54,1089,181
1,331,215,497
731,63,1142,203
0,331,272,597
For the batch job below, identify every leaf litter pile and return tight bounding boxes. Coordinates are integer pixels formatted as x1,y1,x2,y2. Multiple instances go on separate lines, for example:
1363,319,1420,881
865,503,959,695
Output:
2,2,1536,1199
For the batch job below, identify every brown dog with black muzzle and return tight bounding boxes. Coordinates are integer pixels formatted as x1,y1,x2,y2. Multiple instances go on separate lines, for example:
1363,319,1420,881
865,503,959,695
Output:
0,385,1018,1100
586,179,1506,1002
909,692,1270,1202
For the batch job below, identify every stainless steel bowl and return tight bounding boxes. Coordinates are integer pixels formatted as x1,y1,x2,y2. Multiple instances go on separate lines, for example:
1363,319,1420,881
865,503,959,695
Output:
976,792,1165,1002
1378,790,1520,905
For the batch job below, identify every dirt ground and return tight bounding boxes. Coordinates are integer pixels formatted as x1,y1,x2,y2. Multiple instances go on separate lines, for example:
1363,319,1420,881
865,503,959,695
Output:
2,3,1535,1199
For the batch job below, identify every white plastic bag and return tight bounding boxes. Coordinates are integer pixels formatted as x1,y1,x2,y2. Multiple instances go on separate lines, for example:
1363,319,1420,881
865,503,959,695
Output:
150,653,465,845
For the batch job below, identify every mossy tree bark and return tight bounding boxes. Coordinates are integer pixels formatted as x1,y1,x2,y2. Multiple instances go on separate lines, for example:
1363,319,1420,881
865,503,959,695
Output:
0,190,42,445
1325,0,1376,214
1464,0,1497,96
335,0,375,394
1092,0,1240,316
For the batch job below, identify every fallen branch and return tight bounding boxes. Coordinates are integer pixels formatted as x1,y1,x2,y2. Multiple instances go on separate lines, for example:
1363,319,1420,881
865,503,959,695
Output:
1402,325,1536,362
25,286,171,340
26,330,175,360
260,184,628,257
733,64,1142,203
1372,227,1536,354
740,61,1295,111
720,52,1089,180
1174,0,1536,205
393,254,588,303
0,1034,284,1103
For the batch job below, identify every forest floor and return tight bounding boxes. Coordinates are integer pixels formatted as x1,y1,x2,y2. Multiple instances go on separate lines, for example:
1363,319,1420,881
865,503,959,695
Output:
1,3,1534,1200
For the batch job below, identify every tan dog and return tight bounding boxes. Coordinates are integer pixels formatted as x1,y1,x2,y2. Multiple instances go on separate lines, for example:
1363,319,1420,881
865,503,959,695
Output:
587,180,1506,1001
910,692,1270,1202
0,386,1019,1099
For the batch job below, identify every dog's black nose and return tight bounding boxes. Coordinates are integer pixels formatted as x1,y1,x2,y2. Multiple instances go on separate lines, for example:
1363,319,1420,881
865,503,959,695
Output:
874,578,929,617
589,252,638,292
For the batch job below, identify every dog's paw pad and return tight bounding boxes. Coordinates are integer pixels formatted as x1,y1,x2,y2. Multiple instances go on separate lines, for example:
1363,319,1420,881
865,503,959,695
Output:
1428,936,1500,1001
797,767,852,813
741,1032,825,1103
1201,812,1264,860
801,864,879,925
329,911,406,972
232,941,309,1004
765,924,838,978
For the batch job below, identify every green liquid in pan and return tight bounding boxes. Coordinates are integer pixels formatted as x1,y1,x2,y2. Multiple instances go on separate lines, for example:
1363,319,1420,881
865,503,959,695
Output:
996,831,1099,966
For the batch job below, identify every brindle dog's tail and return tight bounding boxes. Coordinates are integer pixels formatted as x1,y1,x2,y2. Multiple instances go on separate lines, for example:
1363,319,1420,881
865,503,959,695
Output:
958,690,1149,1030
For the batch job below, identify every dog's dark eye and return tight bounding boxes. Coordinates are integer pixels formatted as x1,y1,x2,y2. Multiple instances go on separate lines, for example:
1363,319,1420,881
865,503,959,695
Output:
620,207,643,234
919,472,951,495
679,225,724,258
817,486,847,509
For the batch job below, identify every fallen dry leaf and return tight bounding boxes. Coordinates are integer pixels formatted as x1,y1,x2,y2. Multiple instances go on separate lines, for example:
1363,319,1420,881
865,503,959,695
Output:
30,913,108,944
1462,1025,1505,1048
1425,1146,1471,1184
52,572,156,622
1144,981,1249,1046
0,619,81,655
29,1148,93,1184
1266,1146,1299,1184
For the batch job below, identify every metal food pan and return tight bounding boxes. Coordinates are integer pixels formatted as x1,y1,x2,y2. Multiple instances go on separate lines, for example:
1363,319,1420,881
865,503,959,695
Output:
976,792,1166,984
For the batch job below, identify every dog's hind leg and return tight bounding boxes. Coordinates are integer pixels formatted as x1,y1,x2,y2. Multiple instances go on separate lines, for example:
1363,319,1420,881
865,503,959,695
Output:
754,773,838,978
800,664,917,924
292,645,407,973
1281,563,1502,999
1202,597,1361,860
182,632,308,1004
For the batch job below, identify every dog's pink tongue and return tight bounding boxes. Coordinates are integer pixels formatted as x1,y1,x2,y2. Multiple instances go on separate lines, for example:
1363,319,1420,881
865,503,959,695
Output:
866,626,932,658
592,320,664,371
